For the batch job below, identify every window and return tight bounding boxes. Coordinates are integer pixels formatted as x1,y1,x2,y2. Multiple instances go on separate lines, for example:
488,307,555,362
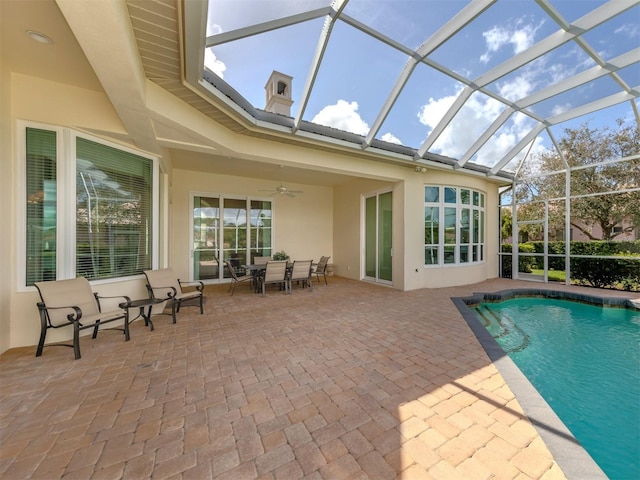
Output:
76,138,153,280
26,128,57,284
424,186,485,266
23,124,156,286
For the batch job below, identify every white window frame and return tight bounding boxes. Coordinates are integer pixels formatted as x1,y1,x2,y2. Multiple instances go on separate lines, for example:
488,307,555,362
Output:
189,192,274,282
17,120,159,290
424,185,486,267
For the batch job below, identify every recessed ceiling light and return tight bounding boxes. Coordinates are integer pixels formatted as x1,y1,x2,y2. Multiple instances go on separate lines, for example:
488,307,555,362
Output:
26,30,53,45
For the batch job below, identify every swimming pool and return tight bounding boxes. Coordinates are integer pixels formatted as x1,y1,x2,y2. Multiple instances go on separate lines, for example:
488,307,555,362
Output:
458,291,639,480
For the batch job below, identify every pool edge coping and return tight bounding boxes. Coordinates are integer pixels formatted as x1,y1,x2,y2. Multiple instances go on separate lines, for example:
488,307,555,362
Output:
451,288,625,480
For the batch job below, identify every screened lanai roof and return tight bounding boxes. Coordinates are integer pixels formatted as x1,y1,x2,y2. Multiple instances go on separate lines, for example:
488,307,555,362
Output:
189,0,640,179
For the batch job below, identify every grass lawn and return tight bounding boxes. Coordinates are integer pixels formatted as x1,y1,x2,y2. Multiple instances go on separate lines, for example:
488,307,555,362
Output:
530,269,566,282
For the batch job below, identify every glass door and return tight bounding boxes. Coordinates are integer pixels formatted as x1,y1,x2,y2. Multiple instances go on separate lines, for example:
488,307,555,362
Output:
222,198,247,276
364,190,393,284
249,200,272,262
192,196,273,281
193,196,220,280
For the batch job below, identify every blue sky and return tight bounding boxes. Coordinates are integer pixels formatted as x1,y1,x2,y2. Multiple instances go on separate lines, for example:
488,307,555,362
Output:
205,1,639,172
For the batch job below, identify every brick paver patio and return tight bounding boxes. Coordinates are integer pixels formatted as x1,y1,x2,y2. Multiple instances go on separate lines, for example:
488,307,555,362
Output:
2,276,631,479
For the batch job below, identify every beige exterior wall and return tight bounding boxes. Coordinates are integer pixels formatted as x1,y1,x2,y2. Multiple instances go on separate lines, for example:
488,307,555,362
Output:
0,34,12,355
0,70,503,355
170,168,334,281
5,73,146,351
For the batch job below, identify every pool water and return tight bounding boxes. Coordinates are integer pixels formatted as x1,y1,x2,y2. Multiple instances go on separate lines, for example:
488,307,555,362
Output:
474,298,640,480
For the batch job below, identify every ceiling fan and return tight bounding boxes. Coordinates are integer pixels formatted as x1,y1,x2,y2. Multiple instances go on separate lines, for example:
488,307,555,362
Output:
259,166,304,197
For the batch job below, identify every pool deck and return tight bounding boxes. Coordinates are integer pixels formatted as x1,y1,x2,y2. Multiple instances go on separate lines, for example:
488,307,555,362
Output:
1,277,636,479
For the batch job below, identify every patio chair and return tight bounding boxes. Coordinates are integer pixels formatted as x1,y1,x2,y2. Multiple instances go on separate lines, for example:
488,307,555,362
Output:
143,268,204,323
226,261,254,295
259,260,288,296
34,277,131,360
288,260,313,293
312,256,330,285
254,256,271,265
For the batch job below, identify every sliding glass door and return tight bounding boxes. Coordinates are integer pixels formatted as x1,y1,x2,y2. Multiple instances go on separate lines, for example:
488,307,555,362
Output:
192,195,272,281
364,190,393,284
193,196,221,280
222,199,247,274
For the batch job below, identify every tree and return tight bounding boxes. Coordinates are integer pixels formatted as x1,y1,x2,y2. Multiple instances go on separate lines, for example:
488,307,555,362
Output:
515,119,640,240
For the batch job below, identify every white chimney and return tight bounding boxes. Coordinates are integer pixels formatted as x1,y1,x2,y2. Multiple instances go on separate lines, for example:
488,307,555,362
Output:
265,71,293,116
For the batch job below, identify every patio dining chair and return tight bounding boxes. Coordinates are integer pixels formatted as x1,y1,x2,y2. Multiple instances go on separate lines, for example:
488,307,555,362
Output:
143,268,204,323
254,256,272,265
226,261,254,295
288,260,313,293
312,256,330,285
259,260,288,296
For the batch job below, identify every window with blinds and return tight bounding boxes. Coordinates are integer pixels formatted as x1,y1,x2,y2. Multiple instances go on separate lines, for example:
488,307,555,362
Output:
26,128,57,285
23,124,154,285
76,138,152,280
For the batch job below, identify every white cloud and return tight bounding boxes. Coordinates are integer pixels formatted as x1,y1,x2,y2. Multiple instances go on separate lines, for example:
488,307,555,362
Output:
207,22,223,37
510,29,534,54
204,48,227,78
417,92,459,129
380,132,402,144
204,22,227,78
418,87,503,156
480,19,541,64
615,23,639,38
551,103,571,116
497,75,534,102
311,100,370,135
416,86,546,167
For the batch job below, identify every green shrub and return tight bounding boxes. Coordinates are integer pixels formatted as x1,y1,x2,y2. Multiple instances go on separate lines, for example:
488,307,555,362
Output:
273,250,289,261
500,243,536,274
500,240,640,291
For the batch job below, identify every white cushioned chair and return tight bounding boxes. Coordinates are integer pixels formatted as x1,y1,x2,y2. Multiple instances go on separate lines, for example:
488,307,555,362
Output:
34,277,131,360
143,268,204,323
259,261,288,296
288,260,313,293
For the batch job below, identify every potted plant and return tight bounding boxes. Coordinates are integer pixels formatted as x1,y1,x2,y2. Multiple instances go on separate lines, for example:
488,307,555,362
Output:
273,250,289,261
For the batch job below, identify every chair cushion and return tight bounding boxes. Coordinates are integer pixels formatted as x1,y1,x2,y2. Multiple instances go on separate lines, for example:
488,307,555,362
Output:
264,261,287,282
144,268,182,299
80,309,127,325
175,291,202,301
35,277,100,326
290,260,312,280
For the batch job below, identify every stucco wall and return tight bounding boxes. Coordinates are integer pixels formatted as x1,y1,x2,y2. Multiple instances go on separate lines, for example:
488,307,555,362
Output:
5,73,142,351
170,168,334,281
334,170,500,291
1,70,503,354
0,19,12,354
333,177,397,281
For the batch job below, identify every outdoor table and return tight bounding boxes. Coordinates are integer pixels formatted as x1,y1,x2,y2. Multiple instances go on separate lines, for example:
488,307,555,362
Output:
242,265,266,293
119,298,165,331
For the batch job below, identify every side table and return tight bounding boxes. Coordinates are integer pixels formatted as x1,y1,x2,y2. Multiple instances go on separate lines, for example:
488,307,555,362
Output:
119,298,165,331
